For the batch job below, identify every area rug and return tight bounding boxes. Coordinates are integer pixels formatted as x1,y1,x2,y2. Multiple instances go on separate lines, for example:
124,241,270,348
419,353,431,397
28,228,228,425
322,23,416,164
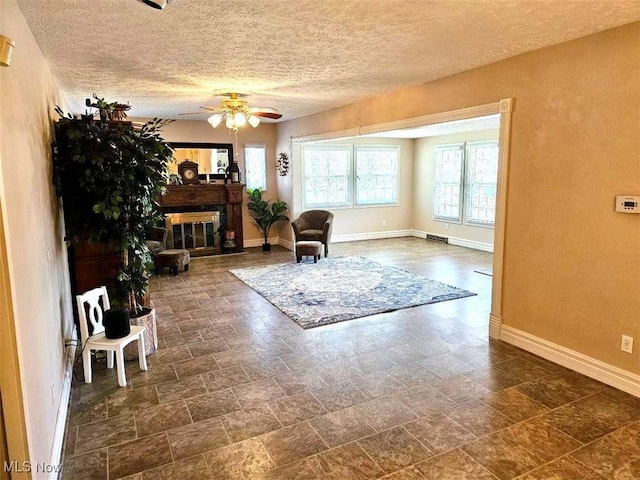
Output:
230,256,476,329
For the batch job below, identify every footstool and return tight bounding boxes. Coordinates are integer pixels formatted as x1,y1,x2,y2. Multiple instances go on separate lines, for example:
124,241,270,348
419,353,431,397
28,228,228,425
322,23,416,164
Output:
154,249,190,275
295,241,322,263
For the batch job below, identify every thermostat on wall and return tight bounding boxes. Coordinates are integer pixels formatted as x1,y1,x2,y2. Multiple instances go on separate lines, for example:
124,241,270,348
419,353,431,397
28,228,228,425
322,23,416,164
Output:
615,196,640,213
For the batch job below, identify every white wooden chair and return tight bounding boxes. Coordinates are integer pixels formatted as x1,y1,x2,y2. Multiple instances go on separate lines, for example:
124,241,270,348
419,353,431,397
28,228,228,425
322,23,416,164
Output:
76,287,147,387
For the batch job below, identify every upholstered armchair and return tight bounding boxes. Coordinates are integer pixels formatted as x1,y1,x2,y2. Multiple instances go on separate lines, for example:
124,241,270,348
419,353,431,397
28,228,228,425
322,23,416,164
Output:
145,226,167,255
291,210,334,257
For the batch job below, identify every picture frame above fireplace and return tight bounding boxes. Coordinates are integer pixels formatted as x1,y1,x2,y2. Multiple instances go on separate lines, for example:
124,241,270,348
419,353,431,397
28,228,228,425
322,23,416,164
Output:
169,142,234,180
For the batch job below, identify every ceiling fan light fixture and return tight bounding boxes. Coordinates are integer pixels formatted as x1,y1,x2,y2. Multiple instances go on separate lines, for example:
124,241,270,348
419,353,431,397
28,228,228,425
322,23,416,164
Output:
234,112,246,127
248,115,260,128
193,93,281,131
207,113,222,128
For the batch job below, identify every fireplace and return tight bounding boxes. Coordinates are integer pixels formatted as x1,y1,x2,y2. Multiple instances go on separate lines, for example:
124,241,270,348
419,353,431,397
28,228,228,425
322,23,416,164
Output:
158,184,245,256
165,211,221,255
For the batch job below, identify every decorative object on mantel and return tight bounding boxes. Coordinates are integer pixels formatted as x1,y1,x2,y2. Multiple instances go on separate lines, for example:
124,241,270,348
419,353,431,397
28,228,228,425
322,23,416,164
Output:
276,152,289,176
227,158,242,184
178,160,199,184
246,188,289,251
231,256,476,329
53,98,174,323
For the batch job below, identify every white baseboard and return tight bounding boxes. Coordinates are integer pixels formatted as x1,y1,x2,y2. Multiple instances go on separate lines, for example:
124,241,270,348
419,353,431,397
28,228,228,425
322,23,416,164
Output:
279,238,293,251
243,236,279,248
242,237,293,250
411,230,493,253
499,324,640,398
489,314,502,339
295,229,493,253
332,229,413,243
449,237,493,253
49,329,77,478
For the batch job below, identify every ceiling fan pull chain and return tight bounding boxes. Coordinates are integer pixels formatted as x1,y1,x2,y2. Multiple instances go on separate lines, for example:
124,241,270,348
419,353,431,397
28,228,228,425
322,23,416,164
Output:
234,128,239,160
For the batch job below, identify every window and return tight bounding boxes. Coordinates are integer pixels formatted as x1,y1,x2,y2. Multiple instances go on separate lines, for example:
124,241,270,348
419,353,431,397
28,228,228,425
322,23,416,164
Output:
433,145,463,222
355,146,399,206
244,145,266,191
302,144,400,209
303,146,352,208
464,142,498,226
433,141,498,227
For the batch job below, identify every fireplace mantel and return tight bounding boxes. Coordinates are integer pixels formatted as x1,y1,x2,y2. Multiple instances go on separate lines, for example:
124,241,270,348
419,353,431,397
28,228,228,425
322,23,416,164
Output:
159,184,245,255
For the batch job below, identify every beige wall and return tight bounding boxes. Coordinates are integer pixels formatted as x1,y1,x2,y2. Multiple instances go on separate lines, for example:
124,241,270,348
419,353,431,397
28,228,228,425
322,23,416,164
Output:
0,0,74,471
289,137,414,240
154,119,279,245
414,130,498,246
277,23,640,374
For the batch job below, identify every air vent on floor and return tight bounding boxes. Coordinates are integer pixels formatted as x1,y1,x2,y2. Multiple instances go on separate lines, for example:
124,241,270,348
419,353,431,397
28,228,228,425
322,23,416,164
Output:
426,234,449,243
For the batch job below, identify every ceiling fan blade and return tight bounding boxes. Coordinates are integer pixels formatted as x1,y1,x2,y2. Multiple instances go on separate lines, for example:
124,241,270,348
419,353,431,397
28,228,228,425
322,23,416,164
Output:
179,111,208,116
251,108,283,120
253,112,283,120
199,105,225,112
250,106,280,114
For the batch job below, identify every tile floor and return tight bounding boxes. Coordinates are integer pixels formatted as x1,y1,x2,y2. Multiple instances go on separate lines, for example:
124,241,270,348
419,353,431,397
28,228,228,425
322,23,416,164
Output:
62,238,640,479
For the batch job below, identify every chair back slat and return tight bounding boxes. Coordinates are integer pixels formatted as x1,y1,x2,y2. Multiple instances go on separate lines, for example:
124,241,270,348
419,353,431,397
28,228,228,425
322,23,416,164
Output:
76,287,111,345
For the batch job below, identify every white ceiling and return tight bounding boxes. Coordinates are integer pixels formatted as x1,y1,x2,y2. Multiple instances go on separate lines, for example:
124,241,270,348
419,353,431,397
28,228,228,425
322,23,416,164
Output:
15,0,640,121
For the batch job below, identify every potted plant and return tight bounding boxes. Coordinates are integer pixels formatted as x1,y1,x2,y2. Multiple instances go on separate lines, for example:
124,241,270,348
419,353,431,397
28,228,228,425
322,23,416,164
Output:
53,100,173,355
85,93,116,122
246,188,289,251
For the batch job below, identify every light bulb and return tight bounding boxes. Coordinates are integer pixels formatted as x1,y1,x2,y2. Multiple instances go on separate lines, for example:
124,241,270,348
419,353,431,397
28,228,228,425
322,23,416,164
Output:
225,116,234,129
234,112,246,127
207,114,222,128
248,115,260,128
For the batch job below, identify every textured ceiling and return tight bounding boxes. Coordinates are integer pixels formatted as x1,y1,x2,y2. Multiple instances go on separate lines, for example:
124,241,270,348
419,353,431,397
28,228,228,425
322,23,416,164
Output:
15,0,640,121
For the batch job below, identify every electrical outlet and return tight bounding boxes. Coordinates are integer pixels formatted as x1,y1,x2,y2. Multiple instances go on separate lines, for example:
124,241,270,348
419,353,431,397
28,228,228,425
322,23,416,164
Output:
382,220,386,226
621,335,633,354
445,223,449,230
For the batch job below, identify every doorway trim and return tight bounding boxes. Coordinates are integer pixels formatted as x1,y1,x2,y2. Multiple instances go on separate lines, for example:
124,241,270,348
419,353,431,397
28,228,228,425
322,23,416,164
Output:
290,99,514,338
0,198,31,468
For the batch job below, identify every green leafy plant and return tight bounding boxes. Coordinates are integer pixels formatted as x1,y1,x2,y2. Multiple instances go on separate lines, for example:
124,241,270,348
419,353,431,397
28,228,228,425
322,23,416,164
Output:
53,103,174,315
86,94,116,121
246,188,289,248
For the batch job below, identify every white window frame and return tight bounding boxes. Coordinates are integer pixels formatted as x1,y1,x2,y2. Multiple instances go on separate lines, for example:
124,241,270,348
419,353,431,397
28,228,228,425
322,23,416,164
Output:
302,144,353,209
244,144,267,191
354,146,399,207
302,144,402,209
464,141,499,227
433,143,464,223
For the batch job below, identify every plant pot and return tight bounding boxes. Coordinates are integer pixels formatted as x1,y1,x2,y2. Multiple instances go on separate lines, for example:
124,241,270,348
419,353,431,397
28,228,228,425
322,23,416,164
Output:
104,307,130,339
262,243,271,252
123,307,158,360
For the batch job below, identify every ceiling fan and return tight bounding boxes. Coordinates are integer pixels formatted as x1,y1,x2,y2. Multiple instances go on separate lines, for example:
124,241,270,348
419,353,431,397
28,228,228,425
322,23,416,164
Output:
180,93,282,131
